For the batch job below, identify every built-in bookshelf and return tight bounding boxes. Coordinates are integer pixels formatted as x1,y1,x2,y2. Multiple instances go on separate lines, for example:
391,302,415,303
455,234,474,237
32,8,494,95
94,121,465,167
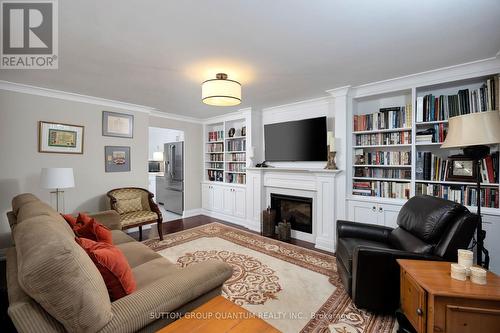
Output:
349,73,500,213
204,118,247,185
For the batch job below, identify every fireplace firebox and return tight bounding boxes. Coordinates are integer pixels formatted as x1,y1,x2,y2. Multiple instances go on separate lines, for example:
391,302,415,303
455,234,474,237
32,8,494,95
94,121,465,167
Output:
270,193,312,234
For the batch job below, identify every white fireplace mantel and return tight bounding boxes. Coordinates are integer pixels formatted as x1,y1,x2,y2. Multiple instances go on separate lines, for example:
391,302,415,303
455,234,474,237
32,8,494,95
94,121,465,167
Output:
245,167,342,252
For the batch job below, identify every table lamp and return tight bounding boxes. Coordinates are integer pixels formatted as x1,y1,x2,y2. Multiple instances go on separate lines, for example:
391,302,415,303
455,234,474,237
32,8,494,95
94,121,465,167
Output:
441,110,500,269
40,168,75,212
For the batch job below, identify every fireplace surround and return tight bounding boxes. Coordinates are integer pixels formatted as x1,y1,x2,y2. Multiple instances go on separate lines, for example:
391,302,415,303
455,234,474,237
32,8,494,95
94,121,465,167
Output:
271,193,313,234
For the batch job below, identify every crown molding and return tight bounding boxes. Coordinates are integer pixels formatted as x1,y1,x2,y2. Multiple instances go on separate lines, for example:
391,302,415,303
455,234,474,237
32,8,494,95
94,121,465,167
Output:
149,111,203,124
0,80,158,114
326,85,351,98
261,96,330,113
202,107,252,124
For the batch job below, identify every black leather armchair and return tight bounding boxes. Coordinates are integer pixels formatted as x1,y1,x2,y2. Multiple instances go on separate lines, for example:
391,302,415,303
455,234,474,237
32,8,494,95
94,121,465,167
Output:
336,195,477,312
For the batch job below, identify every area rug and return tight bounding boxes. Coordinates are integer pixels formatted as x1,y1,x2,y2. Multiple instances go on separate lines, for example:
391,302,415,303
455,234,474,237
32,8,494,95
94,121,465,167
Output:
143,222,395,333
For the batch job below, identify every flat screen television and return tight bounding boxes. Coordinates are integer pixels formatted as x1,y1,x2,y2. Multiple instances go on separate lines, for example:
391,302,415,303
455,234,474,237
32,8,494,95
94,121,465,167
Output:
264,116,327,161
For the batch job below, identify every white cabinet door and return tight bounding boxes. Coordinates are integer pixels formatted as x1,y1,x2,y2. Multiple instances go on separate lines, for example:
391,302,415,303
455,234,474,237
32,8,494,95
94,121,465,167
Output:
482,214,500,274
202,184,211,210
348,200,379,225
222,187,235,215
378,203,401,228
234,188,246,218
212,185,224,212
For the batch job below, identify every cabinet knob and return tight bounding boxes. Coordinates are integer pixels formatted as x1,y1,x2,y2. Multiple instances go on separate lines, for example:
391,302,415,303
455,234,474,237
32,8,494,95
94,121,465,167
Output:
379,207,383,212
372,206,376,211
416,308,423,316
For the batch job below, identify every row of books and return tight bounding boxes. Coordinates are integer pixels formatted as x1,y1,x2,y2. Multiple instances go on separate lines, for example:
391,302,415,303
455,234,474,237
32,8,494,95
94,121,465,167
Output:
207,170,224,182
353,105,412,131
416,76,499,122
354,150,411,166
228,153,246,161
208,130,224,142
227,163,246,172
355,131,411,146
416,152,499,183
206,162,223,169
353,181,410,199
227,173,246,184
227,140,246,152
415,124,447,144
207,153,223,161
354,168,411,179
416,184,499,208
207,142,224,152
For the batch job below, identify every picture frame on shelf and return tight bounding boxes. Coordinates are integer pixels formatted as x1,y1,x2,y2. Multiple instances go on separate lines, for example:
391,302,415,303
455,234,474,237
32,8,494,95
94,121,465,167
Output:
446,156,476,182
102,111,134,138
241,126,246,137
228,128,235,137
38,121,84,154
105,146,131,172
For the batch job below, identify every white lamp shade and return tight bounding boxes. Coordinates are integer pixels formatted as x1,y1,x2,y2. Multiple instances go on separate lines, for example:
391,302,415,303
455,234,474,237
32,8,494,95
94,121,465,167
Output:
153,151,164,161
202,74,241,106
441,111,500,148
40,168,75,189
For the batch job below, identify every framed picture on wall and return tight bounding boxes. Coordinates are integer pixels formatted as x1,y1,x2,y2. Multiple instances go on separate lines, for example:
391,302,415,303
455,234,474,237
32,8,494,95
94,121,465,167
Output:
102,111,134,138
105,146,131,172
38,121,84,154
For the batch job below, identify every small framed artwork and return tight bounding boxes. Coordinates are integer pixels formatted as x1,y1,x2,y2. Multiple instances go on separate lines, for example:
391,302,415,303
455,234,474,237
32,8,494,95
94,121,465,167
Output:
39,121,84,154
102,111,134,138
105,146,131,172
447,157,476,182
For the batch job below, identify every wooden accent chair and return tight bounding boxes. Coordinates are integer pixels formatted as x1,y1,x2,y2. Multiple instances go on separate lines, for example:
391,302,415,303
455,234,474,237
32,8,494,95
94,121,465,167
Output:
107,187,163,241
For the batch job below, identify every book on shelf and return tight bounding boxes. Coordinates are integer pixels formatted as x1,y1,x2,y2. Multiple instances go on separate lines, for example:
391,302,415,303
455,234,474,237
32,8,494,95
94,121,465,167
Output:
355,131,411,146
208,130,224,141
353,104,412,131
416,183,499,208
207,170,224,182
416,75,499,123
227,139,246,152
226,173,246,184
416,124,447,143
353,181,410,199
207,142,224,152
354,149,411,166
354,167,411,179
416,151,499,183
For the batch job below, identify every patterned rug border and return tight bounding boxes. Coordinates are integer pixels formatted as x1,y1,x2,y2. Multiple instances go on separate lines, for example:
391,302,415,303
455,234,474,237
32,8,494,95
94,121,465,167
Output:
143,221,396,333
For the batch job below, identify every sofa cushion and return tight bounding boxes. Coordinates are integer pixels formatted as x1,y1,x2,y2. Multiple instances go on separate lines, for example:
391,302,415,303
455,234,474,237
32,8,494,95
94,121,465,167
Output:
397,195,466,243
16,200,75,238
111,230,136,245
336,237,392,274
115,197,143,214
115,241,162,268
131,257,177,290
13,215,113,332
120,211,158,226
76,238,136,301
11,193,39,215
389,227,434,255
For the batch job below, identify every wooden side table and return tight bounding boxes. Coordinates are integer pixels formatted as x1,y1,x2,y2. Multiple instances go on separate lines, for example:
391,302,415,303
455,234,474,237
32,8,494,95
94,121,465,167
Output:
156,296,280,333
397,259,500,333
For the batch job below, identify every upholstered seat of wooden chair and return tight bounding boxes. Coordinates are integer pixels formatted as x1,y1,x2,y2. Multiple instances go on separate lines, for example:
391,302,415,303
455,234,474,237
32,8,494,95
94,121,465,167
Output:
107,187,163,241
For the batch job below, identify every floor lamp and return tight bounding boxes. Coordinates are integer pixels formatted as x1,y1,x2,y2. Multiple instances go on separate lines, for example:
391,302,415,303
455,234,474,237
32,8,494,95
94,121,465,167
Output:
441,110,500,269
40,168,75,213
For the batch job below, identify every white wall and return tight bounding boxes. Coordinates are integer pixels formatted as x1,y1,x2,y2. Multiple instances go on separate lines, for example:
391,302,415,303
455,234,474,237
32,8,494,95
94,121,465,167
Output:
149,116,203,211
148,127,184,160
0,90,149,250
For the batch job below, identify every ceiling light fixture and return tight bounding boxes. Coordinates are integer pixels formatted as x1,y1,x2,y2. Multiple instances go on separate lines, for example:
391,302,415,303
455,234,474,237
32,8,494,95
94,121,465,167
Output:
202,73,241,106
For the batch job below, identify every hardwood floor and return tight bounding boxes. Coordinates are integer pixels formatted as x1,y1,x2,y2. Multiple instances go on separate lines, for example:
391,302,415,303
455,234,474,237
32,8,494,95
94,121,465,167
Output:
128,214,334,256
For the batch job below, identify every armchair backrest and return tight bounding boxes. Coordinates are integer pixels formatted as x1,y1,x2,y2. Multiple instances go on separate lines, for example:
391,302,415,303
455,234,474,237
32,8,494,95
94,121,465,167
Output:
107,187,152,213
390,195,477,261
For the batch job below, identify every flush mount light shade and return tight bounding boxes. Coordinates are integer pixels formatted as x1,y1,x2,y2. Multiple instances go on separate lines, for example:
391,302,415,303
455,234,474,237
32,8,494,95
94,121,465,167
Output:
202,73,241,106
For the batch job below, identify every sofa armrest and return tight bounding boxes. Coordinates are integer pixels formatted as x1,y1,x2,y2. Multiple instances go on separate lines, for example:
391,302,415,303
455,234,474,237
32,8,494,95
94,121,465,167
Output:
351,246,441,311
89,210,121,230
99,260,233,333
337,220,393,243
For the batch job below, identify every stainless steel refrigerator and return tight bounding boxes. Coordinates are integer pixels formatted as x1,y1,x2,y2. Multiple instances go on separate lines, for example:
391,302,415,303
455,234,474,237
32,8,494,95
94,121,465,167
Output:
161,141,184,215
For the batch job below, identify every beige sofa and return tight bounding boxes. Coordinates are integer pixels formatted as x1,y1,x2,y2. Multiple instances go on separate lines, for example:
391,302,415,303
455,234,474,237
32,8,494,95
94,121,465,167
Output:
6,193,233,333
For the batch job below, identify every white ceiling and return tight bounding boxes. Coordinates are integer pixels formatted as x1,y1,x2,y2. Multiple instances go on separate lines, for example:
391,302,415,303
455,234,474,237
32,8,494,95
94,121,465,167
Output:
1,0,500,118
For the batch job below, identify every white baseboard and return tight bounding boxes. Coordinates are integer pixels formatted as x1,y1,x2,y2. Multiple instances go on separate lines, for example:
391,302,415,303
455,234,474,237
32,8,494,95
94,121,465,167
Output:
182,209,202,218
200,209,251,230
314,236,335,253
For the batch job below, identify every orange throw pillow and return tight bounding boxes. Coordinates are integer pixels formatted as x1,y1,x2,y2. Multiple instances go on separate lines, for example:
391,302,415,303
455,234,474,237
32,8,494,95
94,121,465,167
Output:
75,237,136,301
61,214,78,227
72,213,113,244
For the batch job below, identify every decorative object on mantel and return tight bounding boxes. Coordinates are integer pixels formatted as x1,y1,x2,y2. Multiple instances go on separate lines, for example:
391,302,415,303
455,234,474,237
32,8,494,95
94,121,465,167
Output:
277,220,291,242
441,110,500,269
40,167,75,212
38,121,84,154
261,206,276,237
102,111,134,138
201,73,241,106
256,160,270,168
105,146,131,172
324,131,337,170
